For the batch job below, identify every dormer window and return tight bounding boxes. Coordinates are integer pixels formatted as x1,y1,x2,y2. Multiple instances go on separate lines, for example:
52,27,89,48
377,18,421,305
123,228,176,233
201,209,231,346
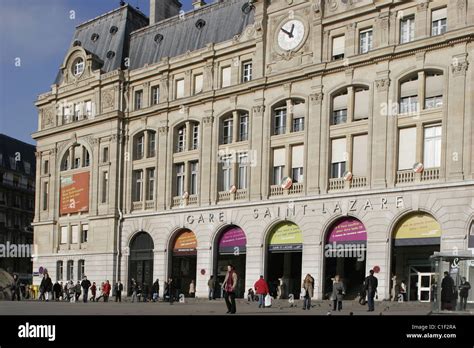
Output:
73,58,84,76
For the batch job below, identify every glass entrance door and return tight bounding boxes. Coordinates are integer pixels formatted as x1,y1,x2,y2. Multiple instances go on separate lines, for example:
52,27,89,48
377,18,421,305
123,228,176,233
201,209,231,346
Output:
417,272,432,302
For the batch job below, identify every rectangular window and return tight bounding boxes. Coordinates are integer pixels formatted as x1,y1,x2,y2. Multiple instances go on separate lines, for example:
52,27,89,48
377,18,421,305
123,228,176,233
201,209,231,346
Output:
67,261,74,281
57,261,63,281
424,125,442,168
192,124,199,150
63,105,72,123
400,96,418,114
84,150,90,167
136,134,144,160
292,117,304,132
177,128,186,152
332,35,345,60
223,118,233,144
42,182,48,210
102,147,109,163
425,73,444,109
149,132,156,157
239,113,249,141
60,226,68,244
24,161,31,174
146,168,155,200
82,224,88,243
332,93,348,125
359,28,373,54
331,138,347,178
43,160,49,175
354,88,370,120
221,155,232,191
151,86,160,105
352,134,368,177
398,127,417,170
101,171,108,203
176,79,185,99
74,103,81,121
432,8,447,36
78,260,85,281
400,15,415,43
242,61,252,82
84,100,93,118
273,148,286,184
133,170,143,202
134,90,143,110
176,164,185,196
274,107,287,135
291,145,304,183
237,153,248,189
194,74,203,94
190,161,198,195
221,66,231,87
71,225,79,244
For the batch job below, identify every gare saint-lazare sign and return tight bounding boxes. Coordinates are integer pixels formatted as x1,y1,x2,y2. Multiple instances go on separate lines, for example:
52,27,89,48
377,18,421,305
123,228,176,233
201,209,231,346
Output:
185,196,406,225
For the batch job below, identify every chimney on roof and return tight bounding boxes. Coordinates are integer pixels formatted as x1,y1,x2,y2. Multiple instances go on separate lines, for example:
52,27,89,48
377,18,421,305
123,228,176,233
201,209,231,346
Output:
150,0,182,25
192,0,206,9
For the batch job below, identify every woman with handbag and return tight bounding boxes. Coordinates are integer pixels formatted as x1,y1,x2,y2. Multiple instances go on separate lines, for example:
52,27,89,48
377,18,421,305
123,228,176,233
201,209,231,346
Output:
331,275,345,311
302,274,314,310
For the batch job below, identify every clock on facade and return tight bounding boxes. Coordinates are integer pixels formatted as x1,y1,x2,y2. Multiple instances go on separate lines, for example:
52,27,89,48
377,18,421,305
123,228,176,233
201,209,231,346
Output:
277,19,305,51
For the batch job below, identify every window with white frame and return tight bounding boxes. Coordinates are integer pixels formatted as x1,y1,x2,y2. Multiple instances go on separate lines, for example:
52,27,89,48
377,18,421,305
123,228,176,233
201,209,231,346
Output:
71,225,79,244
332,92,348,125
82,224,88,243
242,61,252,82
190,161,198,195
291,145,304,183
423,125,442,168
78,260,85,281
239,113,249,141
73,58,84,76
192,124,199,150
194,74,203,94
132,170,143,202
85,100,93,118
135,133,145,160
60,226,68,244
102,147,109,163
400,15,415,43
292,101,305,132
273,148,285,185
42,182,48,210
148,132,156,157
332,35,345,60
354,88,370,120
425,73,444,109
352,134,368,177
176,79,185,99
151,86,160,105
73,103,81,121
177,126,186,152
222,117,233,144
398,127,417,170
237,153,248,189
101,171,108,203
146,168,155,200
431,8,447,36
176,163,185,196
399,76,419,114
221,66,231,87
134,90,143,110
273,107,287,135
220,155,232,191
57,261,63,281
67,260,74,280
359,28,373,54
331,138,347,178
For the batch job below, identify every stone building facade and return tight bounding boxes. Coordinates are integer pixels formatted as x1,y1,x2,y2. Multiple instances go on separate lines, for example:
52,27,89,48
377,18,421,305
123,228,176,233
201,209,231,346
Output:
33,0,474,301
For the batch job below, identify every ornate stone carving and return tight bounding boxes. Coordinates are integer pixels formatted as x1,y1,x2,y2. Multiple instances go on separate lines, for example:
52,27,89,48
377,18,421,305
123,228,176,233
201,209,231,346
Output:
102,89,115,109
452,61,469,76
252,105,265,116
158,126,169,134
375,78,391,92
310,93,324,104
41,106,55,128
203,116,214,125
417,2,429,12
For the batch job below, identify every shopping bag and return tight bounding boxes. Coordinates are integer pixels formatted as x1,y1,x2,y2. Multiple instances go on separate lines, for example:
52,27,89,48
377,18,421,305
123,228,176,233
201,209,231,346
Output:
264,294,272,307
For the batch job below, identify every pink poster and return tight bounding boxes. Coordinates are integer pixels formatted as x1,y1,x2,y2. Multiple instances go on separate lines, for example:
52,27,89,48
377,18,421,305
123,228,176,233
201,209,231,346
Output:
327,218,367,244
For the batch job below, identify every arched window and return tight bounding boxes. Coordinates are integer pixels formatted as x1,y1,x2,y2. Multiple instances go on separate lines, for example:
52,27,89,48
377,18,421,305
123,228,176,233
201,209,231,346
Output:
219,110,249,145
72,58,84,76
60,145,90,171
174,121,199,153
133,130,156,160
272,99,305,135
399,70,443,114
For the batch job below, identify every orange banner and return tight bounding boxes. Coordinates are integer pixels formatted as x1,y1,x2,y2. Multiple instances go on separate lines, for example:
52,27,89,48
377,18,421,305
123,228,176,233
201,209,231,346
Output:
173,230,197,255
60,172,90,215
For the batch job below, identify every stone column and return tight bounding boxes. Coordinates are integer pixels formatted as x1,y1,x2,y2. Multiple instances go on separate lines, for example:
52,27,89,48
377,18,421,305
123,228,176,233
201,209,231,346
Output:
415,2,429,39
157,124,169,210
250,104,265,200
306,89,323,194
200,115,214,206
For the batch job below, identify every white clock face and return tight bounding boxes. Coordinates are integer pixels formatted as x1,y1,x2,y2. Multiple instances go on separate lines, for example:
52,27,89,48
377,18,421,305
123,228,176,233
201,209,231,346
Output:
277,19,305,51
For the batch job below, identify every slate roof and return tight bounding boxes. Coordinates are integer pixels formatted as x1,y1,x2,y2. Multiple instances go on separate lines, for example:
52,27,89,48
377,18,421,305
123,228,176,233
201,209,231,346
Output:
0,134,36,176
54,0,255,83
128,0,255,69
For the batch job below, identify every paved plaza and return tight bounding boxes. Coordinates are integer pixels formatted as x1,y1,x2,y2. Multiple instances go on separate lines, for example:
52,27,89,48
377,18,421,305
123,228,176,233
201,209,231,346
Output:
2,299,468,316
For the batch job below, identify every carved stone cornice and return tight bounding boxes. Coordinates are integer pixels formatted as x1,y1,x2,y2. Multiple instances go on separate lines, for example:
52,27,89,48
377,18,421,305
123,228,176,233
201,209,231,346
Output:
252,105,265,116
375,78,391,92
310,93,324,105
452,61,469,76
158,126,169,134
203,116,214,126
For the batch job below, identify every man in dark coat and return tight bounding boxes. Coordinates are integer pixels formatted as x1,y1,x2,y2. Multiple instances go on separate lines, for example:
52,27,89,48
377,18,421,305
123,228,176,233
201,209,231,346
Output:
40,273,53,301
364,269,378,312
458,277,471,311
80,276,91,303
11,274,21,301
114,281,123,302
151,279,160,302
53,281,62,301
441,272,455,310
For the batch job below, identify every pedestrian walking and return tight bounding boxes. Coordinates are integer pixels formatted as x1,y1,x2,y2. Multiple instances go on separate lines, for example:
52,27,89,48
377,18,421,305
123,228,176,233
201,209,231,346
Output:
254,275,269,308
74,281,82,302
53,281,62,301
11,274,21,301
400,280,407,302
81,276,91,303
189,280,196,298
207,275,215,300
302,273,314,310
114,281,123,302
143,282,150,302
66,281,74,302
151,279,160,302
441,271,455,310
90,282,97,302
39,273,53,301
166,278,175,304
331,275,345,311
130,279,138,303
458,277,471,311
103,280,111,302
223,264,237,314
96,282,105,302
364,269,378,312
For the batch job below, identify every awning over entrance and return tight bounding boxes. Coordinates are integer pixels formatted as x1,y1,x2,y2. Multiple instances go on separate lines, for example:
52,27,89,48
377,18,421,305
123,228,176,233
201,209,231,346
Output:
327,217,367,245
173,230,197,256
218,226,247,255
394,214,441,246
268,222,302,252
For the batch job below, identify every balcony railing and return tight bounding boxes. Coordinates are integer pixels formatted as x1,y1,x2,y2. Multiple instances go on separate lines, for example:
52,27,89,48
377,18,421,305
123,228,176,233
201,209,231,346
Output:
270,184,304,197
188,195,198,205
421,168,440,181
329,178,345,191
235,189,247,200
351,176,367,189
172,196,183,206
173,195,198,207
218,191,231,202
288,182,304,194
396,170,415,184
132,201,143,210
397,168,440,184
145,201,155,210
270,185,284,196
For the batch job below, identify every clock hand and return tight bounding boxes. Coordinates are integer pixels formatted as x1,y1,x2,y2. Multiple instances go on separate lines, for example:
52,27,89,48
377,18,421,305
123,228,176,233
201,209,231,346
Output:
289,24,295,36
280,27,293,38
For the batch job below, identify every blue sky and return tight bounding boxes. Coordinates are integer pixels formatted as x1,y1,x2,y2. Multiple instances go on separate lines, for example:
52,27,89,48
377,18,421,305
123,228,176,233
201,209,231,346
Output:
0,0,195,145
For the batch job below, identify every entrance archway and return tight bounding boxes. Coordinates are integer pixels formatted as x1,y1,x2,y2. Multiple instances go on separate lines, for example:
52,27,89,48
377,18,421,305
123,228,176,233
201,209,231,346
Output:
391,213,441,301
265,222,303,299
214,225,247,298
170,230,197,297
128,232,154,294
323,217,367,299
